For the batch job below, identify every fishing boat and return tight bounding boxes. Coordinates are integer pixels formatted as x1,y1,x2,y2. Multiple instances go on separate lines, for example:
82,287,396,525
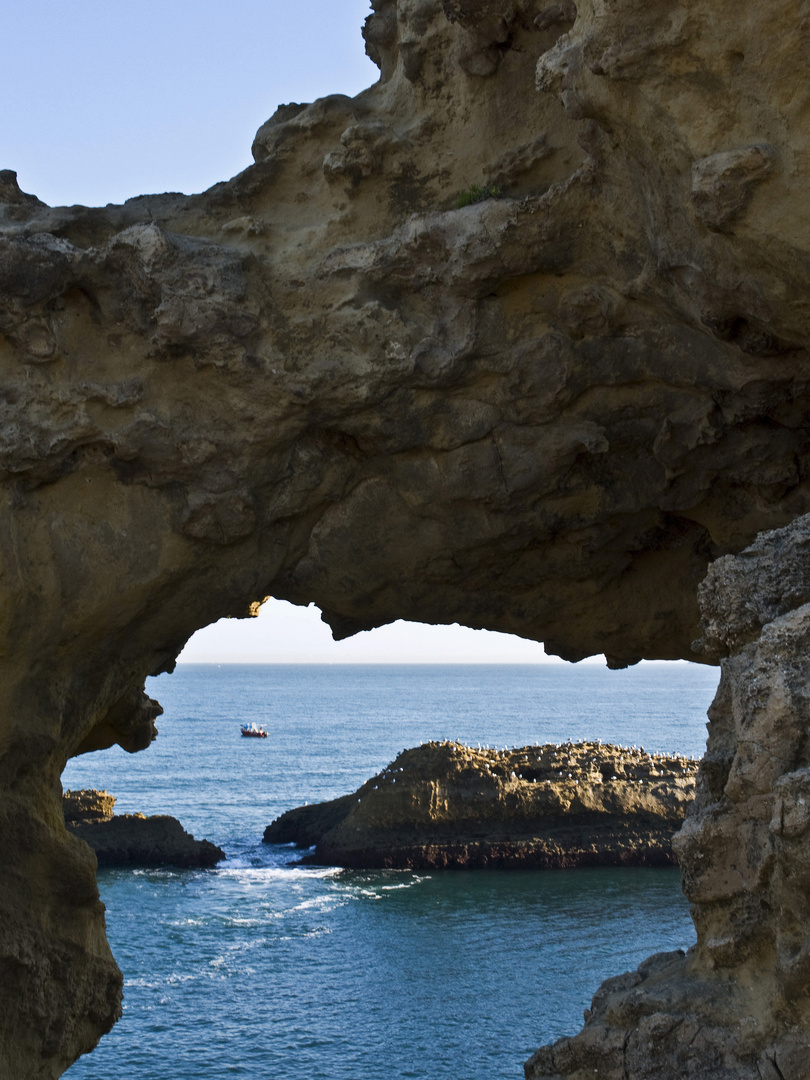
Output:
240,723,268,739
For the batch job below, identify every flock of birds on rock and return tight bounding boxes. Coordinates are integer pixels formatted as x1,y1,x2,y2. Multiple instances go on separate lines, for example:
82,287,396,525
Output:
362,739,698,798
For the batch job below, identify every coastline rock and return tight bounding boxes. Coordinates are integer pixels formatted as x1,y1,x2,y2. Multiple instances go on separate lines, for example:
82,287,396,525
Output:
64,790,225,869
264,741,697,869
526,515,810,1079
63,789,116,824
2,0,810,1073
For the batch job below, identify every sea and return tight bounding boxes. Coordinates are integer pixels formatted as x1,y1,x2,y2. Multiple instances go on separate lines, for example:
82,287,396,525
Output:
62,662,719,1080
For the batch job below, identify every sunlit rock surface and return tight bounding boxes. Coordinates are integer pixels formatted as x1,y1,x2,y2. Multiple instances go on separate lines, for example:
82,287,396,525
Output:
2,0,810,1074
265,740,697,868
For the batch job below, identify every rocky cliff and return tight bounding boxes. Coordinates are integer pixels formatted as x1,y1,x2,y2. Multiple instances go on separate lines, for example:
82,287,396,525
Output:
2,0,810,1075
63,790,225,868
526,516,810,1079
265,740,697,868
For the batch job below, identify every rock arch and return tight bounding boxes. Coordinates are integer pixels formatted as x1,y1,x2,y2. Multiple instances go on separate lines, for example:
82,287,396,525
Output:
2,1,810,1075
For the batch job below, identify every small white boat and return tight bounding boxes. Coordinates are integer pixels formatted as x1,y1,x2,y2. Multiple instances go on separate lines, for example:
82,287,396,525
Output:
240,724,268,739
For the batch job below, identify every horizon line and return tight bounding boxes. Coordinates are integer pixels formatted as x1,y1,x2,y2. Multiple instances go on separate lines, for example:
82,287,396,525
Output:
166,658,702,667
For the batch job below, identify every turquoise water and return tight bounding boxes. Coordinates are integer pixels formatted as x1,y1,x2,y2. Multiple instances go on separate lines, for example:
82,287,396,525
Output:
62,663,717,1079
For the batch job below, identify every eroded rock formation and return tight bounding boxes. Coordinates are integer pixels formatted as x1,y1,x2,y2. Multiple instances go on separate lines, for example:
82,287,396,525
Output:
526,516,810,1079
265,740,697,868
64,790,225,868
2,0,810,1074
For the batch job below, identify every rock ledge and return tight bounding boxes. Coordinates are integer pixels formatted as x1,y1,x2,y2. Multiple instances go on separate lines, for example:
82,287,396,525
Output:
264,741,697,869
64,790,225,869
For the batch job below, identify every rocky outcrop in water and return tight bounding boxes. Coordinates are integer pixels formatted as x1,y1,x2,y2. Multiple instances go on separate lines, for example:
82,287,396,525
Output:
265,741,697,869
2,0,810,1074
526,515,810,1080
63,790,225,869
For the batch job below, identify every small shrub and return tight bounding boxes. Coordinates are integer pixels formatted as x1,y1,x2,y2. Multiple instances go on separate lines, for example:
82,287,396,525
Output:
455,183,501,209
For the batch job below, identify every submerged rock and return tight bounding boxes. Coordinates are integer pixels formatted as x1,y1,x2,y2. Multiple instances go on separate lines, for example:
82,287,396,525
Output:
264,741,697,869
64,790,224,869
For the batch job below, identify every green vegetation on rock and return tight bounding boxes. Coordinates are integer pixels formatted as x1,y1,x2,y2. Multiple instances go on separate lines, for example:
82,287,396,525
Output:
455,183,501,208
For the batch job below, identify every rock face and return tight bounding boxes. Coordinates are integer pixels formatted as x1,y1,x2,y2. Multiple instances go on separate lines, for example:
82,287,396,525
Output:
63,790,225,869
526,515,810,1079
2,0,810,1074
63,789,116,824
265,740,697,869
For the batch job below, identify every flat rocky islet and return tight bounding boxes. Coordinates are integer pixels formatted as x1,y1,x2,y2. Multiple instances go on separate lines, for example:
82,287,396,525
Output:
265,740,698,870
63,789,225,869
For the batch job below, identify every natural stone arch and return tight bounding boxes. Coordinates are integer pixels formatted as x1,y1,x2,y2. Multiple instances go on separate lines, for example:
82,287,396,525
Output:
2,0,810,1075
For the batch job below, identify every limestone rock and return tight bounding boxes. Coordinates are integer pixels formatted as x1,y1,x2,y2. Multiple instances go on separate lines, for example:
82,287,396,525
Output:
63,790,225,869
526,517,810,1078
63,789,116,824
2,0,810,1073
265,740,697,868
69,814,224,869
694,511,810,659
690,144,775,231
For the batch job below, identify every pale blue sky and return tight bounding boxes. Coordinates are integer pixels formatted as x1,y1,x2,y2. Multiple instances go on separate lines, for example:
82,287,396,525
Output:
4,3,592,663
182,600,564,664
4,1,377,207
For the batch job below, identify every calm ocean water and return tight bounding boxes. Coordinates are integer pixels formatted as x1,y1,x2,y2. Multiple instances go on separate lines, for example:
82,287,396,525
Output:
62,662,718,1080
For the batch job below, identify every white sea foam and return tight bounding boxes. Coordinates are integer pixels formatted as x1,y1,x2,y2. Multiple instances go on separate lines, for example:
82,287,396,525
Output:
216,865,340,883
